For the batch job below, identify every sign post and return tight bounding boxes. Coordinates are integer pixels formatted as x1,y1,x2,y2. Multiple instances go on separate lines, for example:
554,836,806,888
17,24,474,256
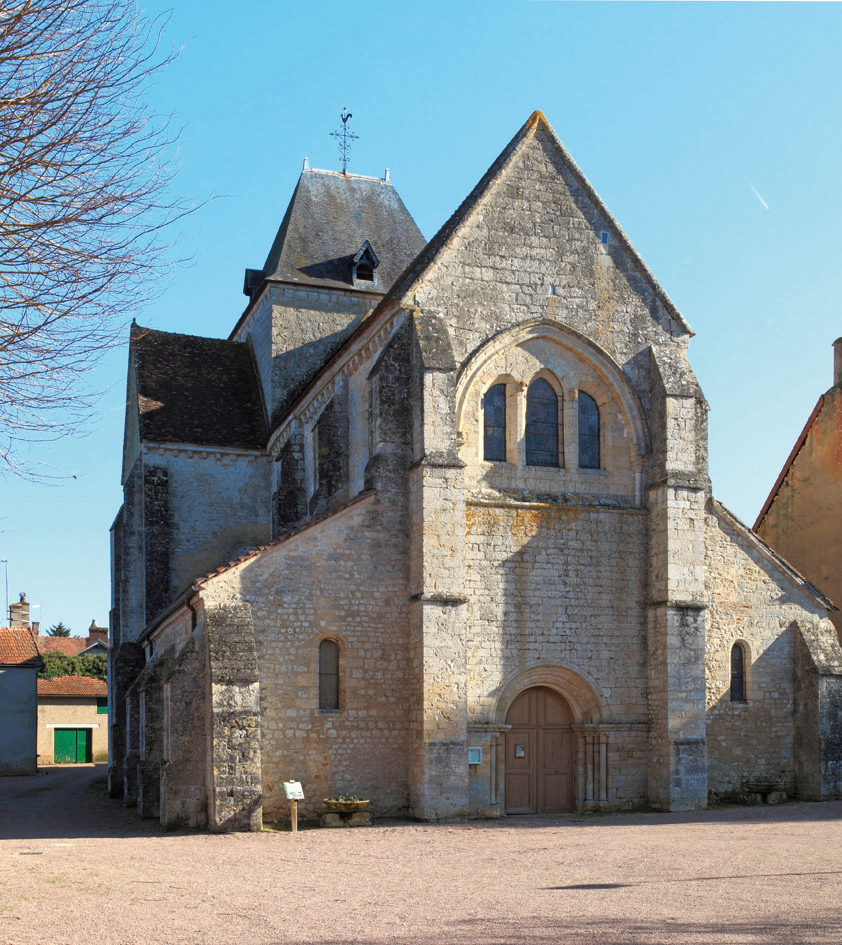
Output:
283,781,305,832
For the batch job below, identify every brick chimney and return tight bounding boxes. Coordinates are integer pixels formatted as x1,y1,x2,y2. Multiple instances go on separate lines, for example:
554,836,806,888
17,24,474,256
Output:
833,337,842,387
9,593,30,629
87,619,109,647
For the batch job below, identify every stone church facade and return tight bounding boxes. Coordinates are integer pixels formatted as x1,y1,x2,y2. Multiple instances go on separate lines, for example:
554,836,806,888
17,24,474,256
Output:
110,112,842,830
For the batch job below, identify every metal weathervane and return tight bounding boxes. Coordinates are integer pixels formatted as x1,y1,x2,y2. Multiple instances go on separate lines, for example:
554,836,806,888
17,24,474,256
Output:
330,107,358,173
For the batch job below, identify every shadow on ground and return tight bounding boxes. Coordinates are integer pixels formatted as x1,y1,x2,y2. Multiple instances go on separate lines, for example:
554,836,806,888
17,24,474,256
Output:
0,764,163,840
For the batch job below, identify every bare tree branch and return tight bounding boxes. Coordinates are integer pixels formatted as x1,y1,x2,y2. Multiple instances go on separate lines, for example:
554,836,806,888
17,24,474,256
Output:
0,0,197,476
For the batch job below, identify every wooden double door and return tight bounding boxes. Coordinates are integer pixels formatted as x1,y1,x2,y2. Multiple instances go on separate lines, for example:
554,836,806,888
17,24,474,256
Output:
505,686,574,813
53,728,91,764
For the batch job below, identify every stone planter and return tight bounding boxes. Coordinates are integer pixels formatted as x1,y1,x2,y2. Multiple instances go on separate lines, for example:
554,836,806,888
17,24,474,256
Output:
323,799,371,813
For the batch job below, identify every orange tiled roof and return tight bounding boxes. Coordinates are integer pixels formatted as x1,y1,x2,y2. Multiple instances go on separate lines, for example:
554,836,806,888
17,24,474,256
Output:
37,636,88,656
37,675,107,696
0,628,42,667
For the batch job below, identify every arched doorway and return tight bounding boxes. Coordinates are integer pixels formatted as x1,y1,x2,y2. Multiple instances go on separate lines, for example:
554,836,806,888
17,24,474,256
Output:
505,686,574,813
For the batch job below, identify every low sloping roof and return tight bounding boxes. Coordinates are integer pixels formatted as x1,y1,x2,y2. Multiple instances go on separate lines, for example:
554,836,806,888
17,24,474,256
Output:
255,168,426,294
0,628,42,667
131,325,267,449
38,637,88,656
38,675,107,697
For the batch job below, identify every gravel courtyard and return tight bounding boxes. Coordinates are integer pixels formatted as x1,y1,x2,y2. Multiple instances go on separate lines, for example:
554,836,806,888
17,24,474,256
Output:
1,765,841,945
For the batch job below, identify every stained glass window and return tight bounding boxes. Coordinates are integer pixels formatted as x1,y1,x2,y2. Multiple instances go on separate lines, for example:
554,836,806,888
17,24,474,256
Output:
578,391,600,469
526,379,560,467
483,384,506,462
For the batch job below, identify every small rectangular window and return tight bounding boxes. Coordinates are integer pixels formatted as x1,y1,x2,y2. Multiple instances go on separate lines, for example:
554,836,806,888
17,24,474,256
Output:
96,697,108,714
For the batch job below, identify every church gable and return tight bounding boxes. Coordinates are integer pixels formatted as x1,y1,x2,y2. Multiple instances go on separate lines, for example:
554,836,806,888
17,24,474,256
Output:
387,112,691,377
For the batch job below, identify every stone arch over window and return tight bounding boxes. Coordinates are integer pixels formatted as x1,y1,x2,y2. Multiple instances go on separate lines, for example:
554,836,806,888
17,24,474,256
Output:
492,663,608,726
455,319,649,466
526,374,562,467
730,640,750,702
319,638,341,710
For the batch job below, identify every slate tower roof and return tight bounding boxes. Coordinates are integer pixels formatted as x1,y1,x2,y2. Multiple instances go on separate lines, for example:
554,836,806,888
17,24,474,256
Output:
243,168,426,297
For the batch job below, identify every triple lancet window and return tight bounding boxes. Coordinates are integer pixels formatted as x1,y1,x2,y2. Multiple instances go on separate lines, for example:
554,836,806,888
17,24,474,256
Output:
482,378,600,469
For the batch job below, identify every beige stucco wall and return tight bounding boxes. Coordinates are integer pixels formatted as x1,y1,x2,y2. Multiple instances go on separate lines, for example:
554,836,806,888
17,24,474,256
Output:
756,387,842,638
37,698,109,764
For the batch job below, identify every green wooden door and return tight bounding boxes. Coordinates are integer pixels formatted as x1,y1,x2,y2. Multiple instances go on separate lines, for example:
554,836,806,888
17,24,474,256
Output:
54,729,77,763
53,729,92,763
76,728,91,763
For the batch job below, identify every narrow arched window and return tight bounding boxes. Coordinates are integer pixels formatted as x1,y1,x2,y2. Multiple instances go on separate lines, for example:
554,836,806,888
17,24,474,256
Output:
319,639,340,710
483,383,506,462
526,379,560,467
578,391,600,469
730,643,746,702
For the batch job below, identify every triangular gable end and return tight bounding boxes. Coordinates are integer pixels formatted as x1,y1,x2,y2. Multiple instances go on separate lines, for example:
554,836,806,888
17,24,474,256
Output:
380,110,693,338
754,394,825,531
354,240,379,268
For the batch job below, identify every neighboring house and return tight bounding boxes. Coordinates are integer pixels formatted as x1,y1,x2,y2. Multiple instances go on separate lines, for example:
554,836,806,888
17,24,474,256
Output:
37,676,109,764
755,340,842,642
110,111,842,831
38,620,110,658
0,626,43,776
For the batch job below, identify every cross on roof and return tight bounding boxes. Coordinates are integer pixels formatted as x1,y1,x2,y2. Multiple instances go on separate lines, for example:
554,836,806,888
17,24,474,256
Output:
330,107,358,174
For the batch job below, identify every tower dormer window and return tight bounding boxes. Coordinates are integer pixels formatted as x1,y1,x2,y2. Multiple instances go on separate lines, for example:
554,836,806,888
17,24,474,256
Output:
352,241,379,286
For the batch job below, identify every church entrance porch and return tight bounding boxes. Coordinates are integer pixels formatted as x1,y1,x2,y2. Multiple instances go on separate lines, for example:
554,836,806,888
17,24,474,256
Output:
504,686,574,813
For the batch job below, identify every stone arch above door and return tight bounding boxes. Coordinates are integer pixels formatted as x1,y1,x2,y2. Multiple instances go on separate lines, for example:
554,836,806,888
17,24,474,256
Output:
493,663,607,725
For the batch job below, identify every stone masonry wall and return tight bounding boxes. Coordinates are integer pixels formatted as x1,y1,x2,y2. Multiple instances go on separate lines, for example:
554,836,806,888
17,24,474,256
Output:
465,502,649,809
704,504,832,799
142,445,271,603
200,491,411,823
205,600,263,832
233,284,381,424
407,127,684,407
160,626,209,829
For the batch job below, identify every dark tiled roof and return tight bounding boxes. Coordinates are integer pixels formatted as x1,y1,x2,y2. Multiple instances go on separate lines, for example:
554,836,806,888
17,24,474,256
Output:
254,169,426,294
38,675,107,696
132,325,267,449
0,628,42,667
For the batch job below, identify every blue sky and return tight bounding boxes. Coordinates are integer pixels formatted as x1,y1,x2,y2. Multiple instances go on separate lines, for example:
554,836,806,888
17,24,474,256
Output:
3,1,841,635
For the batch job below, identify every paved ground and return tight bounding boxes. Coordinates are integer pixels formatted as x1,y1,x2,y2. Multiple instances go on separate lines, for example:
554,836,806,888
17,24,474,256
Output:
1,765,842,944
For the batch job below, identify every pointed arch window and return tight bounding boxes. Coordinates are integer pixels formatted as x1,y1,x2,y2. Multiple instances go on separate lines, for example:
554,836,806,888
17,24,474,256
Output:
483,383,507,462
526,378,560,467
730,643,746,702
319,639,340,710
578,391,600,469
